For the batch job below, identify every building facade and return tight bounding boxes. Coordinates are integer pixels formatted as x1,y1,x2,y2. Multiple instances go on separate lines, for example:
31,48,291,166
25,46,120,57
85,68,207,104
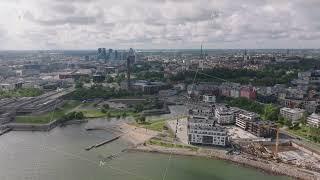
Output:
215,106,237,125
240,86,257,100
280,107,305,123
235,110,259,130
187,116,227,146
203,95,216,103
307,113,320,128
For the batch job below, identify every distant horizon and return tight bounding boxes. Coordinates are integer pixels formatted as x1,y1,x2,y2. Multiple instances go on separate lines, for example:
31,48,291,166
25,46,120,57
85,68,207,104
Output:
0,48,319,51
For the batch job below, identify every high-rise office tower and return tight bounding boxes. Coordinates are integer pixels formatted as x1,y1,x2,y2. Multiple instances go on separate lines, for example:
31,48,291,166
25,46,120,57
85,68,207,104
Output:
115,50,118,60
97,48,107,62
108,49,113,61
126,48,135,90
128,48,135,64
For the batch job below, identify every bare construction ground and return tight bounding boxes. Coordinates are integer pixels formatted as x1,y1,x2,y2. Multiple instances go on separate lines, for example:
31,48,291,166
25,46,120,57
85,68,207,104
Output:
226,126,258,139
166,118,188,144
119,123,159,146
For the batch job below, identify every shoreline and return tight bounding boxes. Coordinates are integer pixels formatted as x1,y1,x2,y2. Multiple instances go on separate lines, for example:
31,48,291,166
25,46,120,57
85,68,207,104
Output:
128,144,320,180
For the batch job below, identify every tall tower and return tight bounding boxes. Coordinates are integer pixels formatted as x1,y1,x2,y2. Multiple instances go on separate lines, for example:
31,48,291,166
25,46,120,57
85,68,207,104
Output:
199,44,204,70
200,44,204,59
97,48,102,60
115,50,118,60
97,48,107,62
126,48,135,90
102,48,107,62
108,49,113,62
243,49,248,61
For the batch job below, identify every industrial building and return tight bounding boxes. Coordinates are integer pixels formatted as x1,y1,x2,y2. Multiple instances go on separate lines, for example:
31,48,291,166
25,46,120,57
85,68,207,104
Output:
0,112,15,125
121,80,170,94
187,115,227,146
0,90,68,118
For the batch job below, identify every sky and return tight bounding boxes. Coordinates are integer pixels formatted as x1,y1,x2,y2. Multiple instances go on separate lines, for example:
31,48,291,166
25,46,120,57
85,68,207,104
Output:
0,0,319,50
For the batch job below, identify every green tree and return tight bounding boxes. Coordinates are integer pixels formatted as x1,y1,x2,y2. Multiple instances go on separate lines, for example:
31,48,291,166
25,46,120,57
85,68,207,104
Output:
79,76,91,83
103,104,110,109
101,108,107,113
106,75,114,83
135,115,146,124
139,115,146,124
134,103,144,113
106,111,111,118
75,112,84,119
75,81,84,89
262,104,279,121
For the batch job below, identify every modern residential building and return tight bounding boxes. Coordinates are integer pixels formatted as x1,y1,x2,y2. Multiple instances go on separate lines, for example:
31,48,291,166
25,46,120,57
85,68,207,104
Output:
247,120,277,138
280,107,305,123
307,113,320,128
235,110,259,130
189,106,215,118
292,70,320,88
215,105,238,125
203,95,216,103
187,116,227,146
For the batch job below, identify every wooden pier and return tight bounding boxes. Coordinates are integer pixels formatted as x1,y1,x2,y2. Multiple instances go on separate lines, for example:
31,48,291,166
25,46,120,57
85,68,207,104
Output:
0,128,12,136
85,135,122,151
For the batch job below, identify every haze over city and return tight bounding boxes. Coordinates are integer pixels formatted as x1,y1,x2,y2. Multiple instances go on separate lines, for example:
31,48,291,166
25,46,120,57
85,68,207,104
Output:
0,0,320,49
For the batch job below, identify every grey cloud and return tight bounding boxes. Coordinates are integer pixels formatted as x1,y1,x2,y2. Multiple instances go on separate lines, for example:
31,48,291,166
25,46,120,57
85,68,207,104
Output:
24,11,98,26
1,0,320,49
52,4,76,14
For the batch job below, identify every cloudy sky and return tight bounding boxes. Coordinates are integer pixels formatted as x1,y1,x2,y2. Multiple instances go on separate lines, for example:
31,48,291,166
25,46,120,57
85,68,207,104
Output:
0,0,319,50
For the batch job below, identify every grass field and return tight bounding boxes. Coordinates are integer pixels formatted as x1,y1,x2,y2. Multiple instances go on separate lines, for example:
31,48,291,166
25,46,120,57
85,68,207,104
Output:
80,109,106,118
139,119,167,132
78,108,139,119
15,100,81,124
286,127,320,148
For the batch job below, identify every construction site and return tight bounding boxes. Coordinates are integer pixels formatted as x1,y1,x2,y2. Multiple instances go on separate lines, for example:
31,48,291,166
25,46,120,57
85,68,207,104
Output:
167,115,320,178
233,137,320,173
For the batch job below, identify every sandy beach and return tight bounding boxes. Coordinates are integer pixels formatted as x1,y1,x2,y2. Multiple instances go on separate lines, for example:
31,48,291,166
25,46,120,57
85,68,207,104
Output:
119,123,159,146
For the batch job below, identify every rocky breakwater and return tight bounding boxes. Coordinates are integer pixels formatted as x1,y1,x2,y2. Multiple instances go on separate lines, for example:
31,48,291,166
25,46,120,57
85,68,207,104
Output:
131,145,320,180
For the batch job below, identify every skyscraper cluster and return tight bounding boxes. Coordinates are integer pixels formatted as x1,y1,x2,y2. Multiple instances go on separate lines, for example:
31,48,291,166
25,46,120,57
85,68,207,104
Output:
97,48,128,62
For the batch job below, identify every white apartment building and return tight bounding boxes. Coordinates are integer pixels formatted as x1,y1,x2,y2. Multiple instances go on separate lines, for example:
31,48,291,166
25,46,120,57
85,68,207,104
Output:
307,113,320,128
235,110,259,130
188,116,227,146
280,107,305,123
189,107,215,117
203,95,216,103
215,106,236,125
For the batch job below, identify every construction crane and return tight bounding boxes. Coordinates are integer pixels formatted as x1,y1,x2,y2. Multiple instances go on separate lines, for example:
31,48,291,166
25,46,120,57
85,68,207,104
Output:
275,127,280,158
260,124,280,158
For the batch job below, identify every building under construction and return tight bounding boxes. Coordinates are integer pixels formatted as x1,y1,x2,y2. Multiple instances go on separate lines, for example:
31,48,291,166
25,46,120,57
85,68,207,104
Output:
235,110,277,138
247,121,277,138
